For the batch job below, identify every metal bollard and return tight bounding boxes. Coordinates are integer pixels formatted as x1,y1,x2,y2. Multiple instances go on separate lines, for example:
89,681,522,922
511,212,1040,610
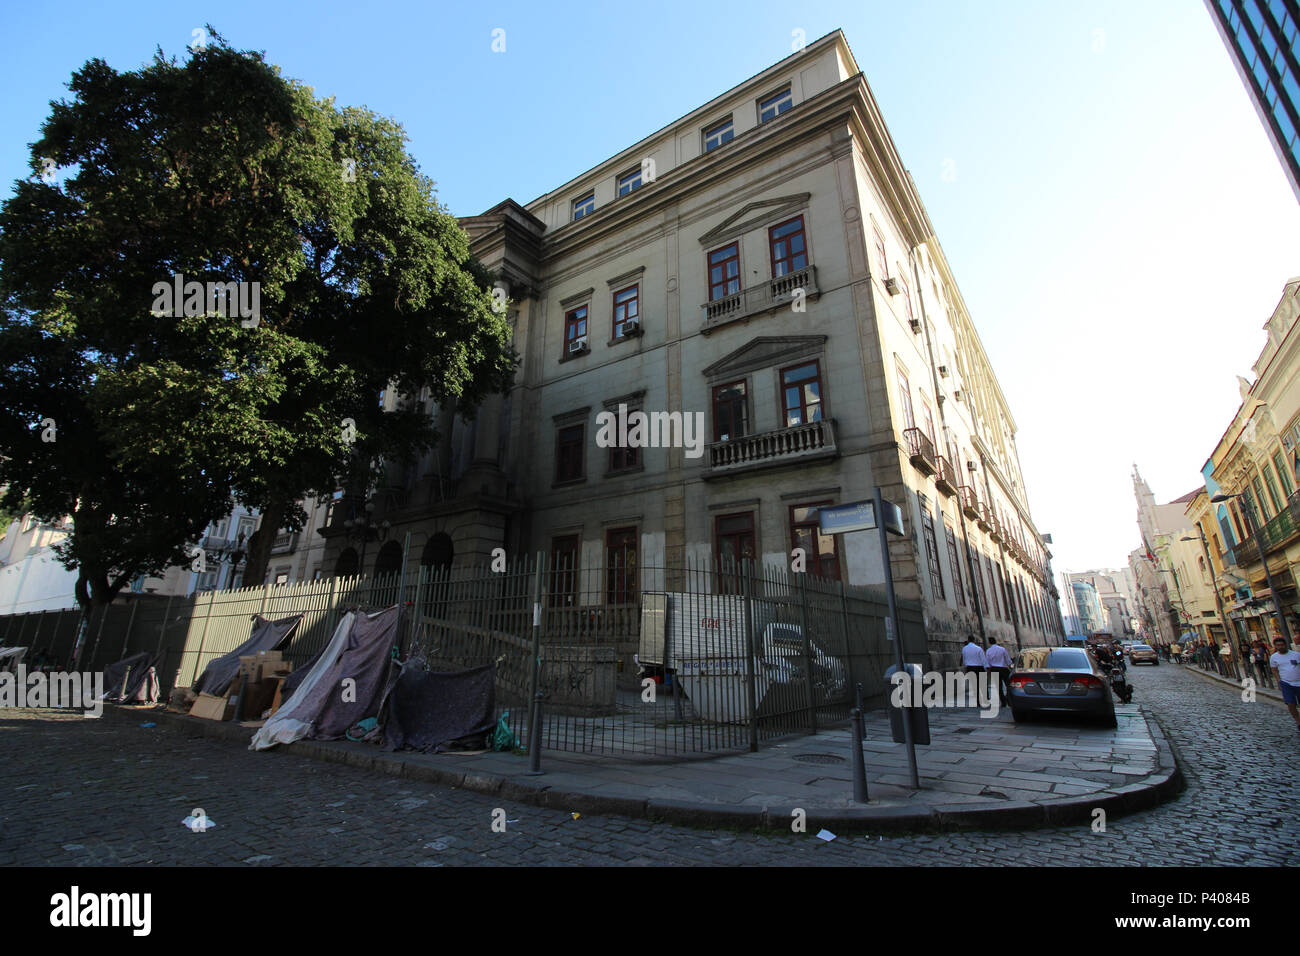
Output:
525,691,545,775
850,708,869,803
854,682,865,740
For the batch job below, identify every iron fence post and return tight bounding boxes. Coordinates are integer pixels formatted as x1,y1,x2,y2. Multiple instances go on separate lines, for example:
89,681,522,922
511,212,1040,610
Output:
743,558,759,753
798,570,817,734
526,552,545,775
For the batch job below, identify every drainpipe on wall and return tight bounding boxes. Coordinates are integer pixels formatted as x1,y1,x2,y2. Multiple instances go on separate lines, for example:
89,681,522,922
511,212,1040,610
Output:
910,248,986,656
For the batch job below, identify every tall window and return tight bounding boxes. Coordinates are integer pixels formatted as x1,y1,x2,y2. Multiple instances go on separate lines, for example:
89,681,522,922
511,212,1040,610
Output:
969,545,988,615
1273,449,1294,496
555,424,585,483
550,535,579,606
609,407,639,472
873,229,889,280
921,402,935,446
945,524,965,606
712,381,748,441
758,87,793,123
1262,464,1285,513
715,512,756,593
565,305,588,351
781,361,823,426
896,367,915,430
900,275,914,322
790,503,840,581
921,506,944,600
769,216,807,277
617,168,642,196
1251,477,1272,519
612,285,640,339
572,193,595,220
704,118,734,151
606,527,638,604
708,243,741,301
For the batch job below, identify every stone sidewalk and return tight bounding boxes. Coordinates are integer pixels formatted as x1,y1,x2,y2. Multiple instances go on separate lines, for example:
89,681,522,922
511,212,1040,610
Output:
106,696,1182,833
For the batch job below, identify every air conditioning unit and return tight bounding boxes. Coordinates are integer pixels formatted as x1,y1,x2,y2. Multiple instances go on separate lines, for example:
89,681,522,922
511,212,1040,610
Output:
623,319,642,336
953,388,964,402
909,318,922,333
938,365,949,377
568,338,588,355
884,277,900,295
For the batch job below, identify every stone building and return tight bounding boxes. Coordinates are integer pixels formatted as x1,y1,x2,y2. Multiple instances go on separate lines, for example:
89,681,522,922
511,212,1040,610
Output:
319,29,1063,666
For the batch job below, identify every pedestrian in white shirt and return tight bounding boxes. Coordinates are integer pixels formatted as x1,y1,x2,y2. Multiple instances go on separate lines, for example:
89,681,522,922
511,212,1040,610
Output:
960,635,986,706
985,636,1013,702
1269,637,1300,733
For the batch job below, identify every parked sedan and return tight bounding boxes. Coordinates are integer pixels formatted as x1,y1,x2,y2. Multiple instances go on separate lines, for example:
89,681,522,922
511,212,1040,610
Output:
1128,643,1158,665
1008,647,1117,728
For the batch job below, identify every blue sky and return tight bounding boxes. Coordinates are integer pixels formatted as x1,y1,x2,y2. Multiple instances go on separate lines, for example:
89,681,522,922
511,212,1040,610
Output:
3,0,1299,587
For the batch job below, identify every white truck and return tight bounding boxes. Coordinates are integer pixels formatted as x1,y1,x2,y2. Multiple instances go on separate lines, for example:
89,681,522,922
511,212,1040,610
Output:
637,591,847,723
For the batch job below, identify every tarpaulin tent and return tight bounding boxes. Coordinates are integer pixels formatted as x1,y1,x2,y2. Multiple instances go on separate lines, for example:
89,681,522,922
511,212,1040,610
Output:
0,647,27,674
380,658,497,753
250,606,400,751
192,614,304,696
100,651,160,704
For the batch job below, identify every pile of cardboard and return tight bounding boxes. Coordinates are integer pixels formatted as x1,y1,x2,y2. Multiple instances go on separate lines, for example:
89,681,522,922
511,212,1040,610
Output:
191,651,293,723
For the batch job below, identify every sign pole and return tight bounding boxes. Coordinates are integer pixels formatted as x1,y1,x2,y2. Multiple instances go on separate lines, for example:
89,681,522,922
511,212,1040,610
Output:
875,486,920,790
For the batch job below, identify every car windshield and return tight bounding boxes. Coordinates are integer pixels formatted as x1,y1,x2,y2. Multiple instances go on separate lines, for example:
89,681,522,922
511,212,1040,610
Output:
1017,648,1091,670
1133,645,1151,651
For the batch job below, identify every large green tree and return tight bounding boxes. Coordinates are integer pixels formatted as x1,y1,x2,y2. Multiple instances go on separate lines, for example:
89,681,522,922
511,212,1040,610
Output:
0,31,515,610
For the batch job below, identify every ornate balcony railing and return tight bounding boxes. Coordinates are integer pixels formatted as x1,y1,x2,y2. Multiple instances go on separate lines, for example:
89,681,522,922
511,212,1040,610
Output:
903,427,937,477
706,418,837,476
1236,490,1300,564
934,456,958,496
701,265,820,334
958,485,980,520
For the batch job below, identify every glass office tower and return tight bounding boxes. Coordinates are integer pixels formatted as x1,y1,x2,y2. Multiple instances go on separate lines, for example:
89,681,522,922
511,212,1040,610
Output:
1206,0,1300,202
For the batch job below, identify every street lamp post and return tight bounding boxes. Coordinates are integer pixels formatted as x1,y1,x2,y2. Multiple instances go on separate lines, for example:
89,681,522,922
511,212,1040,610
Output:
1211,492,1293,648
1181,528,1241,680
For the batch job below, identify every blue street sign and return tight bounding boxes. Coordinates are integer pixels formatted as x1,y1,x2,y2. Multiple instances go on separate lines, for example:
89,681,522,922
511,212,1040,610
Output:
818,499,904,537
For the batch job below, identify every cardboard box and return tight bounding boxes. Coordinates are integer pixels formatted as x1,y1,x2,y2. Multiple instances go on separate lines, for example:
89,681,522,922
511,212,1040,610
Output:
257,659,292,682
238,678,281,721
238,656,260,679
191,692,235,721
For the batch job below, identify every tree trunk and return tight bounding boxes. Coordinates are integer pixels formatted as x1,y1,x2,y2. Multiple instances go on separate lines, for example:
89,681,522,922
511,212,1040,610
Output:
240,497,289,587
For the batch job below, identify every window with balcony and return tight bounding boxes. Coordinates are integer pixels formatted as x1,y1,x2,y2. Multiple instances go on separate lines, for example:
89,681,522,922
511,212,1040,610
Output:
769,216,807,278
573,193,595,220
617,168,642,197
555,424,585,484
781,361,823,426
606,527,638,604
612,285,640,339
564,305,588,354
712,380,748,441
758,87,792,123
1263,464,1285,514
790,503,840,581
897,367,915,430
703,117,734,152
708,243,741,301
1252,477,1272,519
1274,449,1294,496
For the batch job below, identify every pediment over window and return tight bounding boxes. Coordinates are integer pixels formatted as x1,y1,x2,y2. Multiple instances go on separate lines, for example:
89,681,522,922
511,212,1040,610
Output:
697,193,811,246
703,335,827,381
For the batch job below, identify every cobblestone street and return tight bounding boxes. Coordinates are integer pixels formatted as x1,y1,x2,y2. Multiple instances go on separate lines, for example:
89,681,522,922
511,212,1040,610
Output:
1,662,1293,866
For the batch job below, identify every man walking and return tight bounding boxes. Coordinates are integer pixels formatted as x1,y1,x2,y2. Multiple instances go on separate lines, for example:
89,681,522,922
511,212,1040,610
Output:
985,636,1013,703
1252,639,1274,688
1269,637,1300,733
960,635,987,707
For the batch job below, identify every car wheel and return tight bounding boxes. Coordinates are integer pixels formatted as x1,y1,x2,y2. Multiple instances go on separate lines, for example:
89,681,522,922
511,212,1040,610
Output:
1102,711,1118,729
1011,708,1029,723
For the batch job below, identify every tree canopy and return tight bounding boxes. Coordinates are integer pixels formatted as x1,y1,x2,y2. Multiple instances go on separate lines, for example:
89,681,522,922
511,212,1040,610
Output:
0,31,515,609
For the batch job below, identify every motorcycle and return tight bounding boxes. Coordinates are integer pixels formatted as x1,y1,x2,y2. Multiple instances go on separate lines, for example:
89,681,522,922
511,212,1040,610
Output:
1104,662,1133,704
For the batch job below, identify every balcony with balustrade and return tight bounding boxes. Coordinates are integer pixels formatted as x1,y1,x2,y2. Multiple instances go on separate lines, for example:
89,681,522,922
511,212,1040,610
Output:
700,265,820,335
1235,489,1300,567
958,485,980,521
705,418,838,479
934,455,958,496
903,427,937,477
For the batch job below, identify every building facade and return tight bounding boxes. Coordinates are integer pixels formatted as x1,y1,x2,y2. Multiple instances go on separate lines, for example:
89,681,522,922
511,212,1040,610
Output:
319,31,1064,667
1206,0,1300,203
